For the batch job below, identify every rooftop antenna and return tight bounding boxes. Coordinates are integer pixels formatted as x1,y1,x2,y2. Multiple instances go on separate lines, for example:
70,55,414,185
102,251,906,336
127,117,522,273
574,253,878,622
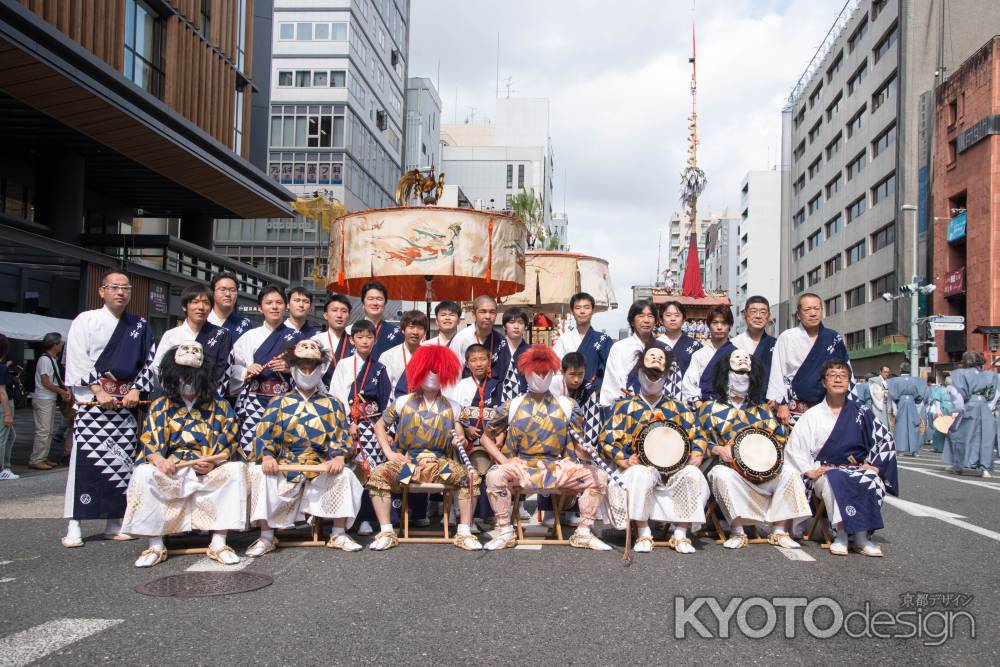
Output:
495,33,501,98
503,76,516,98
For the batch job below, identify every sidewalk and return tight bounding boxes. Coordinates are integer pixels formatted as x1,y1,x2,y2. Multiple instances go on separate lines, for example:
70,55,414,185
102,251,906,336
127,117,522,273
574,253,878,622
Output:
5,402,71,476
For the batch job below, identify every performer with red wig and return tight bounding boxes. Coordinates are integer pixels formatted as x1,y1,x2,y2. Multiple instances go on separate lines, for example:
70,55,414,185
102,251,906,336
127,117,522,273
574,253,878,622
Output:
367,345,481,551
480,345,612,551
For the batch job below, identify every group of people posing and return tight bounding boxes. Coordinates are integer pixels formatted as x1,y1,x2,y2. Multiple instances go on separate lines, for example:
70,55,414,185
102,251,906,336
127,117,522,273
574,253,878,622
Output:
60,269,917,567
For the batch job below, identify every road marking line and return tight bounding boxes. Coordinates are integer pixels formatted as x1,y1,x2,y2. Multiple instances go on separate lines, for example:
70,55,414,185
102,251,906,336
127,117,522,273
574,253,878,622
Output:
0,618,124,667
898,465,1000,491
774,547,816,562
884,496,1000,543
185,557,251,572
514,545,543,550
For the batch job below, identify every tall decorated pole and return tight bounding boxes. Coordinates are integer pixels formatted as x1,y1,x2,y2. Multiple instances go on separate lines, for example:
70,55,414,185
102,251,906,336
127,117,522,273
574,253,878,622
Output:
680,16,706,299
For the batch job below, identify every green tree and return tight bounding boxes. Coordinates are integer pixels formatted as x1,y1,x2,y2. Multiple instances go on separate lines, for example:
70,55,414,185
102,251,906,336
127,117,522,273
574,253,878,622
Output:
510,189,546,249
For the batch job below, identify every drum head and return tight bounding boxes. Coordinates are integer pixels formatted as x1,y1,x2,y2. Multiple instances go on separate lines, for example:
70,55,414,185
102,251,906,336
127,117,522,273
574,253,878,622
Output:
638,421,690,473
735,433,778,472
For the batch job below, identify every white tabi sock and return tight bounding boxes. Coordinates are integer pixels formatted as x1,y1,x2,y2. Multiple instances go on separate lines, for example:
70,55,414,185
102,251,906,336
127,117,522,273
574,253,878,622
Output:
457,524,471,536
105,518,123,534
832,529,848,548
260,529,275,541
149,536,165,551
672,527,687,541
379,523,394,534
65,520,82,542
209,532,227,551
853,532,874,549
638,525,653,538
730,525,746,536
497,525,514,536
771,527,788,536
576,526,592,536
330,526,346,536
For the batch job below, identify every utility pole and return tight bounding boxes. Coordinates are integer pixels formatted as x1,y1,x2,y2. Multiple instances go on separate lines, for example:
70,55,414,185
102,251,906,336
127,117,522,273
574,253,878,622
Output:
902,204,920,373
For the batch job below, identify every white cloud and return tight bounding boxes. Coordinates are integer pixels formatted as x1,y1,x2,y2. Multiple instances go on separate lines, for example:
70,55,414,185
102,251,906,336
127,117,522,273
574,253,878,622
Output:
409,0,845,334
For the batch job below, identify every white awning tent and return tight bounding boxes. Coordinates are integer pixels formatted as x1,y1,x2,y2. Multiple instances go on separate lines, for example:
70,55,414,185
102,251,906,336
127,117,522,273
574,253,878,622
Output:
0,311,72,341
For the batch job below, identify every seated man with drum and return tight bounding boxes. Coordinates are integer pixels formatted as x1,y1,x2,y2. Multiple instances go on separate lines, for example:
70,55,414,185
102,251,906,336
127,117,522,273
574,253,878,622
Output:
367,346,482,551
601,345,710,554
698,350,811,550
246,340,365,557
480,345,612,551
784,360,899,557
123,342,247,568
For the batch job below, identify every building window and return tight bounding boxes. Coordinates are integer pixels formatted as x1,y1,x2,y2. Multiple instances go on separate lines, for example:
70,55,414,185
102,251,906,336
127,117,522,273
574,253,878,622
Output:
846,105,865,138
793,174,806,196
845,284,866,309
808,193,823,216
279,22,294,40
277,70,348,88
236,0,248,70
269,105,346,149
825,214,843,239
873,24,898,64
124,0,165,98
847,151,866,180
807,266,822,286
872,123,896,157
807,229,822,251
506,164,513,189
809,82,823,109
847,195,867,223
793,140,806,162
845,330,867,350
825,294,842,314
825,254,842,277
794,107,806,129
871,0,888,20
847,61,868,95
870,322,894,345
848,17,868,53
826,173,842,198
871,74,897,112
808,119,822,144
793,242,805,260
278,22,349,41
793,208,806,227
268,151,344,186
871,172,895,205
870,273,896,301
232,86,244,152
846,240,866,266
871,223,895,252
517,164,525,189
505,194,513,210
808,157,822,180
826,133,843,160
793,277,805,294
826,51,843,82
826,92,842,121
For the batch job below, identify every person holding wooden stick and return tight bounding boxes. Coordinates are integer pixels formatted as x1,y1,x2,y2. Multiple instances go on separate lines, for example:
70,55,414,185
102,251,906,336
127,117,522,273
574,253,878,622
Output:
246,340,364,557
123,342,246,567
366,345,480,551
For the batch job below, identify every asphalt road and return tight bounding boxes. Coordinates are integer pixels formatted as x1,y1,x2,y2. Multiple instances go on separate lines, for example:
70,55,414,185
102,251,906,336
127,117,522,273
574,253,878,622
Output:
1,447,997,666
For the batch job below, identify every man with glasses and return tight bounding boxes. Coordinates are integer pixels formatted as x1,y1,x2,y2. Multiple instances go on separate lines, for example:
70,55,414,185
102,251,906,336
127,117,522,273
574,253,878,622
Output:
766,293,852,428
208,272,252,340
732,295,778,383
62,269,156,547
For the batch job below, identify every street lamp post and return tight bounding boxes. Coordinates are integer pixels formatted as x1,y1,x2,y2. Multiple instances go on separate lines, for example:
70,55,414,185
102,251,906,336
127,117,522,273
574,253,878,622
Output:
901,204,919,373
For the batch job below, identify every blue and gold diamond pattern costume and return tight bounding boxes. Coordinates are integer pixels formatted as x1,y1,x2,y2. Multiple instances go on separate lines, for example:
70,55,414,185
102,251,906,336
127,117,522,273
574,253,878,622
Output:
252,391,351,481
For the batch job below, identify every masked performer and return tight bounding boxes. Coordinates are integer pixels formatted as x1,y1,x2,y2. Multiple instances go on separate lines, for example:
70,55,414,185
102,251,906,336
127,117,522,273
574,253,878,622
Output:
480,345,612,551
123,342,246,567
698,349,811,550
365,346,480,551
246,340,365,556
601,345,710,554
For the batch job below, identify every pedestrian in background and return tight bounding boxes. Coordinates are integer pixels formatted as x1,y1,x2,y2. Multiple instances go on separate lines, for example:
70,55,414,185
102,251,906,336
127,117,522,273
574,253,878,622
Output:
29,332,72,470
0,333,17,480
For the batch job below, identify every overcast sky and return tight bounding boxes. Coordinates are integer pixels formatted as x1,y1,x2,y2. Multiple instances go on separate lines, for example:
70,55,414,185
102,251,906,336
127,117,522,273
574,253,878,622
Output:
409,0,846,334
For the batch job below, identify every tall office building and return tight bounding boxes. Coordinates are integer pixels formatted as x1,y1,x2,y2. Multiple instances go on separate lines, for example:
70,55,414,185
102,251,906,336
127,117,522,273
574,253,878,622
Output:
404,76,441,172
734,170,782,332
778,0,1000,373
214,0,410,298
441,97,563,248
0,0,292,337
703,216,739,299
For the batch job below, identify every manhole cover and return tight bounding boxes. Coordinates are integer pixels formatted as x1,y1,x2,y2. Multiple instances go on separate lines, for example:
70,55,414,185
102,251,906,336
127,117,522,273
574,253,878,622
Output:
135,572,273,598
